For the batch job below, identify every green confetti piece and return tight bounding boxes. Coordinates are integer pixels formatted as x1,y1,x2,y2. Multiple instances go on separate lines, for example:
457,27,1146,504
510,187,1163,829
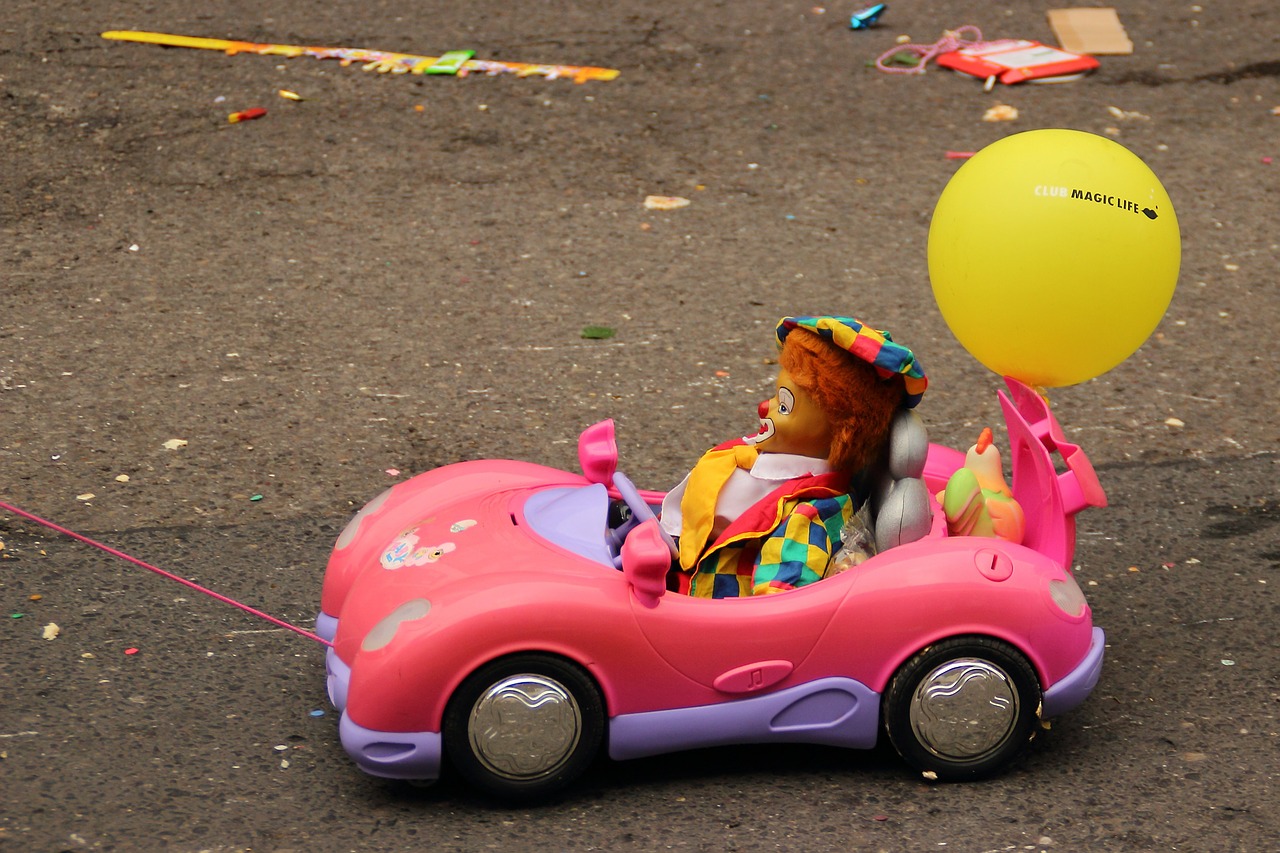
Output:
869,51,921,69
426,49,475,75
250,494,263,502
581,326,615,340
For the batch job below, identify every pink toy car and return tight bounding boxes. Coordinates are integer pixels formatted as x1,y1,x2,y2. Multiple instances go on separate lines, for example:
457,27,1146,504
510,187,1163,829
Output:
317,378,1106,800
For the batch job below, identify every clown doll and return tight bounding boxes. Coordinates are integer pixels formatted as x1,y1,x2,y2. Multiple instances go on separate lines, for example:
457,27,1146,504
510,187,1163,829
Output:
660,316,926,598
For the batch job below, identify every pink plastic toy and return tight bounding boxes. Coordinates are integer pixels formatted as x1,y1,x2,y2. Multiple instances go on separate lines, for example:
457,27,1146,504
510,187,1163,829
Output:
317,377,1105,800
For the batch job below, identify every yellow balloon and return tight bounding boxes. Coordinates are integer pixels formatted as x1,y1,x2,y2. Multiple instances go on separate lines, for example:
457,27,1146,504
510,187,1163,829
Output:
928,129,1180,387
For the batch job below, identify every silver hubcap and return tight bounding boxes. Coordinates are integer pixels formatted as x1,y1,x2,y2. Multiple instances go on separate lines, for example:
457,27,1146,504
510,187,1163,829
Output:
468,674,582,780
909,658,1019,761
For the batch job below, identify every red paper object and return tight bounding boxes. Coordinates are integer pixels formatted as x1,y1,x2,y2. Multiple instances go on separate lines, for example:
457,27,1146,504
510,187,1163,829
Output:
937,39,1099,85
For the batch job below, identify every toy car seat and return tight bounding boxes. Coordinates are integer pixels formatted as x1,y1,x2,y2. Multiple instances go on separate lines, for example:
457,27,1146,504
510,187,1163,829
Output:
870,408,933,551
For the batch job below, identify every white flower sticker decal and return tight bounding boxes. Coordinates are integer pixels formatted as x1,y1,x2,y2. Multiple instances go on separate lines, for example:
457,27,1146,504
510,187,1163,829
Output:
381,530,457,569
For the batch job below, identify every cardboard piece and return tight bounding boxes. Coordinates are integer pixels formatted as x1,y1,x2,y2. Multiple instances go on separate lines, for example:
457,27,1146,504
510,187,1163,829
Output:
1048,8,1134,55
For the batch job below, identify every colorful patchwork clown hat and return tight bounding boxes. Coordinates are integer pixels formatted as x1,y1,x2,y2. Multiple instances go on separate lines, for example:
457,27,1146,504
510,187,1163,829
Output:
776,316,928,408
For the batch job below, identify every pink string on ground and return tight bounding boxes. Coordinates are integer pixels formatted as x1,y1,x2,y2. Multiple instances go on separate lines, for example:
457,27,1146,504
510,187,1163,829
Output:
0,498,332,647
875,25,984,74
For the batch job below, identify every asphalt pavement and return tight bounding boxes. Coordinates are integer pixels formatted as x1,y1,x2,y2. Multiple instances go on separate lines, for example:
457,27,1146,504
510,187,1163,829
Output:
2,1,1276,850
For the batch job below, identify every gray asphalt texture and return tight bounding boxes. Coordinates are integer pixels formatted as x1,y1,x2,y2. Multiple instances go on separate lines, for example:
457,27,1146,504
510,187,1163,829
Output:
2,1,1276,850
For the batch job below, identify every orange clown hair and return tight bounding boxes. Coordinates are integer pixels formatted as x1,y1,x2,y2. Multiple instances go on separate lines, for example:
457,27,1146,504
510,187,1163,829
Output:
779,329,905,473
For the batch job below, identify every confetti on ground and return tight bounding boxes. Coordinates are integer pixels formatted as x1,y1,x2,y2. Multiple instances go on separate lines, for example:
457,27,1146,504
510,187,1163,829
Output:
124,647,139,655
1106,105,1149,121
581,326,616,340
42,623,60,640
385,468,401,477
76,493,95,502
983,104,1019,122
644,195,690,210
163,439,188,450
115,474,130,483
250,494,263,502
877,50,922,68
278,89,303,100
228,107,267,123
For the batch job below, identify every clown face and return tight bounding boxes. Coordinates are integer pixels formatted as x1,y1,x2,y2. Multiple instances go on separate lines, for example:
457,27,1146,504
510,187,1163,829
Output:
744,366,833,460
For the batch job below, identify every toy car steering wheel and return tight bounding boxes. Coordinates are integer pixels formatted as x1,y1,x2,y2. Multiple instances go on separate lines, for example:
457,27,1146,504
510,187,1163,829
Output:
609,472,676,564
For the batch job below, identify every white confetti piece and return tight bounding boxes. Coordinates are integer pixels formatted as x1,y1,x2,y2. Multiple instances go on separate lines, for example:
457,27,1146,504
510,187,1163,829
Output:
644,195,690,210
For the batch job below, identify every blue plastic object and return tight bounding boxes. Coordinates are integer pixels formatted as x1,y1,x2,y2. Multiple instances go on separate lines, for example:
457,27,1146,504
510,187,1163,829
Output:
850,3,887,30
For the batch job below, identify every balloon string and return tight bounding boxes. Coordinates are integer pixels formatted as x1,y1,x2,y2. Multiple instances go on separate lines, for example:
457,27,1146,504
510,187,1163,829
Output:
875,25,984,74
0,498,332,647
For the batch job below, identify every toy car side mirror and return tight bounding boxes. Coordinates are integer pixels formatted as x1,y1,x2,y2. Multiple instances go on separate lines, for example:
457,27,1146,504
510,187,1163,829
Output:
578,419,618,486
622,517,674,608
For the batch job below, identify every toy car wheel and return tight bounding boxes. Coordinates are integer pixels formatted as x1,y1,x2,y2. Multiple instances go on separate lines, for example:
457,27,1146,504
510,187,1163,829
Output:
443,654,604,801
884,637,1040,781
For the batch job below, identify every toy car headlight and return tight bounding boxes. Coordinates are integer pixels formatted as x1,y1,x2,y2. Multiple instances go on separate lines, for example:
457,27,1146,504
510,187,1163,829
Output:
361,598,432,652
1048,575,1087,618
